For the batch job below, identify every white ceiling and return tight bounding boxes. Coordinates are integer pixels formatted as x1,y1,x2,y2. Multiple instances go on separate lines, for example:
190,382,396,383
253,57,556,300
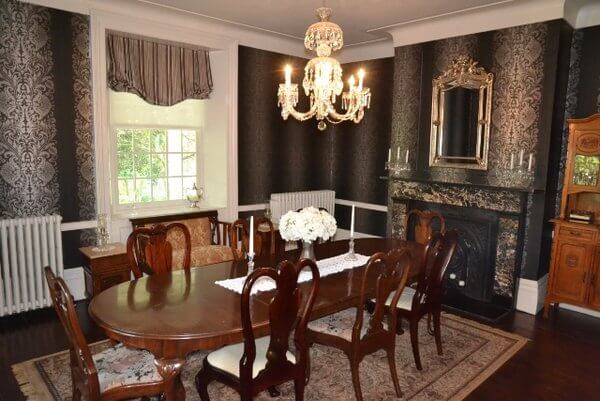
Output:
136,0,515,45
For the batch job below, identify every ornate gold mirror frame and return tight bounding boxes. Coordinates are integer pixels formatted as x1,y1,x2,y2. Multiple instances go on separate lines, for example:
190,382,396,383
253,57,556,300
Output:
429,56,494,170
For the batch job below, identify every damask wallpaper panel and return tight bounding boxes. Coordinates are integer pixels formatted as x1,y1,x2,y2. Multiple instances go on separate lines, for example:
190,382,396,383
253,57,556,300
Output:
0,0,95,222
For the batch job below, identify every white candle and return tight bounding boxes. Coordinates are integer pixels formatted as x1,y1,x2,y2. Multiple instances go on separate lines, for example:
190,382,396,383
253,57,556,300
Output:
396,147,400,160
388,148,391,163
348,75,355,92
510,153,515,170
350,204,355,238
405,149,410,164
284,64,292,86
528,153,533,171
519,149,524,167
249,216,254,257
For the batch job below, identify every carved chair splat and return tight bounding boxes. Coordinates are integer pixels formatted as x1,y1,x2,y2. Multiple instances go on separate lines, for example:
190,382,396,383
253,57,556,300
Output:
126,223,192,278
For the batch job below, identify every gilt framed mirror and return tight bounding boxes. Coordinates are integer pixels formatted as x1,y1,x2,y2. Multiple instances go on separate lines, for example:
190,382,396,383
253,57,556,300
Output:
429,56,494,170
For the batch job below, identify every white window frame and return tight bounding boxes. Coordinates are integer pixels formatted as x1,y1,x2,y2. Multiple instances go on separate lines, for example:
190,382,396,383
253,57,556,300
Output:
109,123,204,214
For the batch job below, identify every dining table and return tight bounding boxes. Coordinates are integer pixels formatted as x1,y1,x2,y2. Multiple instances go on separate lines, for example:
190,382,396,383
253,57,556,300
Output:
88,237,425,401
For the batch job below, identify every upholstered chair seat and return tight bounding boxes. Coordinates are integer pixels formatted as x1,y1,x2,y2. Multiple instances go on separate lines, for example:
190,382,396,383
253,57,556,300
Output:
206,337,296,379
93,343,163,392
172,245,238,268
382,287,416,311
308,308,388,342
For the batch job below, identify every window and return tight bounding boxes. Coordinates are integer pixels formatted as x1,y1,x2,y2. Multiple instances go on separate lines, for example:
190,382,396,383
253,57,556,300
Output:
115,127,199,205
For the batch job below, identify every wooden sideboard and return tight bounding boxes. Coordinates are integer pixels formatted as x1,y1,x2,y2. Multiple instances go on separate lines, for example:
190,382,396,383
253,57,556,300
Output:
80,243,130,298
544,114,600,316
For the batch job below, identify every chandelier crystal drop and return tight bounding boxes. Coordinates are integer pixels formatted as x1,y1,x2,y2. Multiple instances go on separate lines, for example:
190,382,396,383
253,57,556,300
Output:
277,7,371,131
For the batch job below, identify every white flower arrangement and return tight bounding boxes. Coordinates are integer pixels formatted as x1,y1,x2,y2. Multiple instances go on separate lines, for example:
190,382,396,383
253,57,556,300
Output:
279,206,337,243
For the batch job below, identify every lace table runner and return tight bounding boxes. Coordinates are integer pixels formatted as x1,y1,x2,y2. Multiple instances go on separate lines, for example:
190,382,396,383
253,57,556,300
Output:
215,253,370,295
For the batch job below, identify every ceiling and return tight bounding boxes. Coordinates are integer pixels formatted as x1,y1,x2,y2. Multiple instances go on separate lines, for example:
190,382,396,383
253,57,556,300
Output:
135,0,515,45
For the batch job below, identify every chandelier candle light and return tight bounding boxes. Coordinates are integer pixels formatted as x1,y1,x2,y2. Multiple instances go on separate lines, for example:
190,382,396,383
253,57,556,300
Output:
277,7,371,131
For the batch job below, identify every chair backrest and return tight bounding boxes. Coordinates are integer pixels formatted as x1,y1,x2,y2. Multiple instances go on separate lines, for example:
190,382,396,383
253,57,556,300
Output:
411,229,458,310
230,218,264,258
255,217,276,255
404,209,446,245
126,223,192,278
240,259,320,387
44,267,100,399
354,248,412,341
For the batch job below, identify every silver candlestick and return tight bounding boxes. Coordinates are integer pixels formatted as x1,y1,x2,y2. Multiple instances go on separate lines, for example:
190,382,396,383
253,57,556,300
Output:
347,238,357,260
247,253,255,275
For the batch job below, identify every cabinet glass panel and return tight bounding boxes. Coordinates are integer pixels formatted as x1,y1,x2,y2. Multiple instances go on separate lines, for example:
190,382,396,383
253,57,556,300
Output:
572,155,600,186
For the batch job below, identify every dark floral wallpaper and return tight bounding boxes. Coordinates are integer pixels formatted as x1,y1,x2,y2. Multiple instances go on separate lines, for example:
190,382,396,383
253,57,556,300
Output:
0,0,95,222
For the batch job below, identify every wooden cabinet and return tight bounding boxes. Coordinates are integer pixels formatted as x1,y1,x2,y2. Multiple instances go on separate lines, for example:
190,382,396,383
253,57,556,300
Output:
544,114,600,317
80,243,130,298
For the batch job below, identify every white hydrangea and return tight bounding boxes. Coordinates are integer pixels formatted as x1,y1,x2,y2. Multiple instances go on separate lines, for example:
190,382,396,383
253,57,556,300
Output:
279,206,337,243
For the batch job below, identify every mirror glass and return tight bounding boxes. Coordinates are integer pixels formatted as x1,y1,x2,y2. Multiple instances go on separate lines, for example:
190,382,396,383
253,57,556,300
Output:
430,56,493,170
572,155,600,186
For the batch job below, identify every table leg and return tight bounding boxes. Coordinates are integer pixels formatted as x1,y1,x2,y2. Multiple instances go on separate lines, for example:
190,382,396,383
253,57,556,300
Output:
155,357,186,401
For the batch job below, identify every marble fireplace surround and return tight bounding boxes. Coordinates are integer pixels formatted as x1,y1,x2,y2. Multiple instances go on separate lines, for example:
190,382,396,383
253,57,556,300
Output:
389,179,528,300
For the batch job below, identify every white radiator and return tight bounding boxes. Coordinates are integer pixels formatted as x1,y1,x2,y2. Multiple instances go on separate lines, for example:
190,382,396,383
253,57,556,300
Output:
270,190,336,222
0,215,64,316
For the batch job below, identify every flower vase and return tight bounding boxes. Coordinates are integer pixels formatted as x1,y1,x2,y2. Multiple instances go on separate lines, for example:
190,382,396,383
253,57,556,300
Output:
300,241,316,261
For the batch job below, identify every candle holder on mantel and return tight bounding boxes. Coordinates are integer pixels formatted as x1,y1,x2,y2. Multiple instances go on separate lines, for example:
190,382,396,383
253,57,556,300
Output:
386,146,412,177
504,150,535,186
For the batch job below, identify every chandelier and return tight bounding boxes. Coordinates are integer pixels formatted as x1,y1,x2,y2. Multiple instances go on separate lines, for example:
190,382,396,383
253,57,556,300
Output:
277,7,371,131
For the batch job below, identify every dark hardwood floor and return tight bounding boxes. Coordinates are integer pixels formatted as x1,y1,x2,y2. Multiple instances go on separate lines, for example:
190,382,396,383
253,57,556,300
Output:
0,302,599,401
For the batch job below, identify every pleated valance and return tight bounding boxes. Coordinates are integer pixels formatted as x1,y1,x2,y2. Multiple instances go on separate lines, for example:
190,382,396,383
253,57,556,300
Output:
106,31,213,106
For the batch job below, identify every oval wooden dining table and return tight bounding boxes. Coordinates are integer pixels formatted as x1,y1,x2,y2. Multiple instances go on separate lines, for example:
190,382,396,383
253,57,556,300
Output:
89,238,424,401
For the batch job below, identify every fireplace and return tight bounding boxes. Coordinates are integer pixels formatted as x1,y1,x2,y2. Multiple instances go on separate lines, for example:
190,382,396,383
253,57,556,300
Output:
390,180,527,321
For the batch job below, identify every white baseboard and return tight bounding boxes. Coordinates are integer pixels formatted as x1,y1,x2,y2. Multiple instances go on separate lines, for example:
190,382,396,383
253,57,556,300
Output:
559,304,600,318
63,267,86,301
515,274,548,315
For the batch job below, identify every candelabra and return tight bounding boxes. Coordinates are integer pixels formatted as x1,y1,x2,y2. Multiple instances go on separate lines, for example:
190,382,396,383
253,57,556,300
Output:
504,150,535,186
386,147,412,176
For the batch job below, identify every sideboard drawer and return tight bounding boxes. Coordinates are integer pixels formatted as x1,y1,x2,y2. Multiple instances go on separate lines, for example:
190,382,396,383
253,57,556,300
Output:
558,226,596,243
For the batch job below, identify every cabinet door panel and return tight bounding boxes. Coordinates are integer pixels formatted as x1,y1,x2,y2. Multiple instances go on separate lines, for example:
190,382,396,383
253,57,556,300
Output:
587,247,600,309
552,241,592,303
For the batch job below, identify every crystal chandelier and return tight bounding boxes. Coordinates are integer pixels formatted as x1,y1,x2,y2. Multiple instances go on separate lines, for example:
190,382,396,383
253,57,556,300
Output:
277,7,371,131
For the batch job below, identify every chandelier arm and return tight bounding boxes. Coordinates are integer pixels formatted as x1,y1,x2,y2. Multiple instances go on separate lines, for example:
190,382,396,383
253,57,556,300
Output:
327,103,361,123
286,101,318,121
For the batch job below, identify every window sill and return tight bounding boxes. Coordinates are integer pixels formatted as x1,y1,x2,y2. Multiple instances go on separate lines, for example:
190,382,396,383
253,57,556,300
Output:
112,204,220,221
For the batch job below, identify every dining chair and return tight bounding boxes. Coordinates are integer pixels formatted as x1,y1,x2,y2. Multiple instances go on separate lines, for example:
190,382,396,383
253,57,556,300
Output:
44,267,165,401
394,230,458,370
126,222,192,278
255,216,276,255
403,209,446,245
306,248,413,401
195,258,320,401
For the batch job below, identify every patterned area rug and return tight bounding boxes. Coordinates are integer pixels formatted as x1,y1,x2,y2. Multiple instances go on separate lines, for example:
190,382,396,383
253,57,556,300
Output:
12,313,526,401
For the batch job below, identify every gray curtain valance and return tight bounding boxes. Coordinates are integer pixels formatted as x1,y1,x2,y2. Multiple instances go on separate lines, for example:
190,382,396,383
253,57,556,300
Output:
107,31,213,106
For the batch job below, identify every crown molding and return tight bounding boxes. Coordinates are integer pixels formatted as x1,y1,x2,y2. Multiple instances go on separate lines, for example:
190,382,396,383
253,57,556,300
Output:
574,0,600,29
338,39,394,64
380,0,567,47
20,0,308,58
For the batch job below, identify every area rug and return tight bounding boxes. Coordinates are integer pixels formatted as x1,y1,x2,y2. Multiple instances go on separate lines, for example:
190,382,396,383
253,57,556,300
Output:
12,313,527,401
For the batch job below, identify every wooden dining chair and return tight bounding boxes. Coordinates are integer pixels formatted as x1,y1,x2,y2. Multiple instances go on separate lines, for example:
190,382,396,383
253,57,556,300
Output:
44,267,165,401
306,248,413,401
403,209,446,245
195,258,320,401
394,230,458,370
255,216,276,256
126,222,192,278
